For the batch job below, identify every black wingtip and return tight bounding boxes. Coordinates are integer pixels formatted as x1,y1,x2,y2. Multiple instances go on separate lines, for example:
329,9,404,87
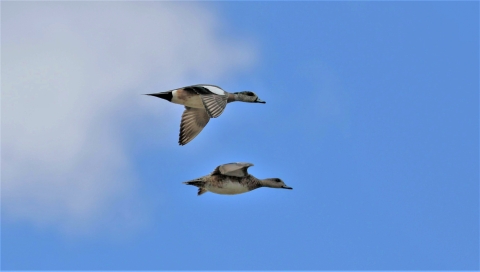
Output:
178,138,188,146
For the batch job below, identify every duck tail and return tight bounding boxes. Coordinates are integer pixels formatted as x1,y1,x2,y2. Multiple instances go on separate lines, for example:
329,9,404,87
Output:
197,188,207,196
183,180,204,187
183,179,207,196
145,91,172,102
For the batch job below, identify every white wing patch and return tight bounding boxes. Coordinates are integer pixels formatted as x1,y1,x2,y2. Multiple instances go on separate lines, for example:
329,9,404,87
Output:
203,85,226,95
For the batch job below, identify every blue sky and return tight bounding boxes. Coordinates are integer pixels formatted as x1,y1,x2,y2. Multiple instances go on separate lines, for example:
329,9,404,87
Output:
1,1,478,270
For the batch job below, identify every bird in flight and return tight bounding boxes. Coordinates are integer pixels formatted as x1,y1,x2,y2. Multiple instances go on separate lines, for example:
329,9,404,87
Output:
146,84,265,145
183,162,292,196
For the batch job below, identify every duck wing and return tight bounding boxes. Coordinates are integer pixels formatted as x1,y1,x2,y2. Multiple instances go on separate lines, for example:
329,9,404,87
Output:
179,106,210,145
200,94,228,118
185,85,228,118
211,162,254,177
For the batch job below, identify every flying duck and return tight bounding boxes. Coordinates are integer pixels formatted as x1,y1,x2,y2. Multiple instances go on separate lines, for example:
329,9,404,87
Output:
146,84,265,145
183,162,292,196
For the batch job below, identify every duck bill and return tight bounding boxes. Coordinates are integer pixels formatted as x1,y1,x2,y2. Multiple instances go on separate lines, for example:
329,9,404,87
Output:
255,98,266,104
282,185,293,190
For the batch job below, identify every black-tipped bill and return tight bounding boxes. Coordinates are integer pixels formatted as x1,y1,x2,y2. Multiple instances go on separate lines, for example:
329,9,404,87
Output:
145,92,172,102
282,185,293,190
255,98,266,104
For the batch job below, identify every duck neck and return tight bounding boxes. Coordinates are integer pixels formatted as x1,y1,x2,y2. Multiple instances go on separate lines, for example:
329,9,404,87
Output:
258,178,275,188
227,93,236,103
244,175,263,190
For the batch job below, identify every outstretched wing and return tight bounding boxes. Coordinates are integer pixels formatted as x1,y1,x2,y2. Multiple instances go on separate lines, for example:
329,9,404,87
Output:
200,94,228,118
211,162,254,177
179,107,210,145
184,85,228,118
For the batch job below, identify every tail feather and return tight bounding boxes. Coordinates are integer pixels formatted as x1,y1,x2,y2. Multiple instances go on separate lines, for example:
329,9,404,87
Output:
197,188,207,196
183,180,205,187
145,92,172,101
183,179,207,196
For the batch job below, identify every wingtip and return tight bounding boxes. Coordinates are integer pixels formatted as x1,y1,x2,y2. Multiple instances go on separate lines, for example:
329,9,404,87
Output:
178,139,189,146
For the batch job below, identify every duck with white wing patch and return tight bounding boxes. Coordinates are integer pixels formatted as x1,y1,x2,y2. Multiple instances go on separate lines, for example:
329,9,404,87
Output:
146,84,265,145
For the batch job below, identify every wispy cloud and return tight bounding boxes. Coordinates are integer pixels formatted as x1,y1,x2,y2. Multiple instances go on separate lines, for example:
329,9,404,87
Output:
2,2,256,234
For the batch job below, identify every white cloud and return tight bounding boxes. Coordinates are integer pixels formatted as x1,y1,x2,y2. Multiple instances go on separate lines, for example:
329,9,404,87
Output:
1,2,256,234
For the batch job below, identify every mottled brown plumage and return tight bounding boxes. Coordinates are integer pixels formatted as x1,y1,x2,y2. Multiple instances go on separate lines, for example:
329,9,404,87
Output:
183,162,292,196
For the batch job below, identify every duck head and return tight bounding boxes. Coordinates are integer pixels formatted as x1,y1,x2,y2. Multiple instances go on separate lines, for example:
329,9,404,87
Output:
261,178,292,190
234,91,266,103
